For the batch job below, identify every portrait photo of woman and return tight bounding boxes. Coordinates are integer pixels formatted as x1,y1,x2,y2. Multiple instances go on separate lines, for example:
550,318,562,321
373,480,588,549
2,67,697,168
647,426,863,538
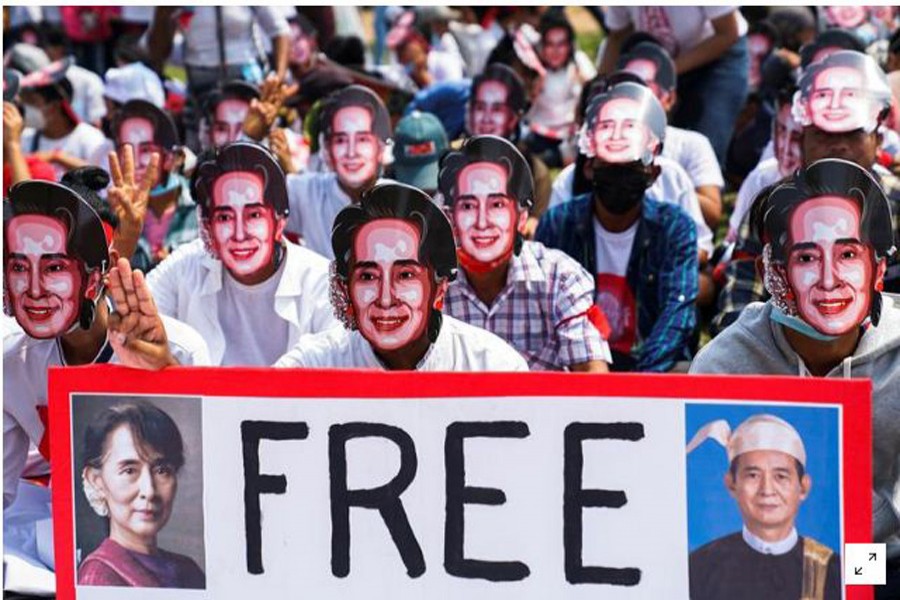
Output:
77,400,206,588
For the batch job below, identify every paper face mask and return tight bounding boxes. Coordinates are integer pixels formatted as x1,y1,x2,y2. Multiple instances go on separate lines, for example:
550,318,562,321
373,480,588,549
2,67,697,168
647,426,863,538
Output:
785,196,873,336
623,59,661,98
774,103,802,178
794,52,891,134
5,214,83,338
825,6,867,28
328,106,380,190
451,162,517,268
118,117,160,184
212,99,250,147
471,80,515,137
579,83,665,166
349,218,432,352
208,172,277,278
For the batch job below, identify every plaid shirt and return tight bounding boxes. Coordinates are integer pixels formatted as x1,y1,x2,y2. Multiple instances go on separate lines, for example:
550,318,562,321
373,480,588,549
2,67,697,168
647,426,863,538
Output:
535,194,698,372
444,241,612,370
712,168,900,336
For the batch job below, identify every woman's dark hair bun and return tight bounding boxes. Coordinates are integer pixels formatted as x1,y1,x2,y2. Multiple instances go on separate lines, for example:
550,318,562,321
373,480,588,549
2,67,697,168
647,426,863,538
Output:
62,167,111,192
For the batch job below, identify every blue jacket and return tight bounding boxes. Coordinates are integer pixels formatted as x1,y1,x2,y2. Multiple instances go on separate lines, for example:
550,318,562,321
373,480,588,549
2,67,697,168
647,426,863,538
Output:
535,193,698,372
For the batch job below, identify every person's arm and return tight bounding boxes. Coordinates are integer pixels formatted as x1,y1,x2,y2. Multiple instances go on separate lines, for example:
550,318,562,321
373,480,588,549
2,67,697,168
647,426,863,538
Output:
4,411,29,508
569,360,609,373
107,257,179,369
107,145,160,260
34,150,89,171
271,34,290,81
3,102,30,186
696,185,722,229
673,11,741,75
146,7,179,73
637,212,699,372
597,24,634,75
553,265,613,372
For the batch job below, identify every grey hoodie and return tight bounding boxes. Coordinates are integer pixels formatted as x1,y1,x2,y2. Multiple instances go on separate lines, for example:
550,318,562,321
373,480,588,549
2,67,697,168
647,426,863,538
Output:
691,294,900,549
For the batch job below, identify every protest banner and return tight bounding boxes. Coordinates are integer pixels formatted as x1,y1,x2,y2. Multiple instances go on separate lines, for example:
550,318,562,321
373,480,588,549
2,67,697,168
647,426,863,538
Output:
49,367,872,599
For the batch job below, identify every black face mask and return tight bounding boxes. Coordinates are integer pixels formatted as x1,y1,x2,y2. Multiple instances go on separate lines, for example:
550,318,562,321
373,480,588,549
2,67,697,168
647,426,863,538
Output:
592,164,652,215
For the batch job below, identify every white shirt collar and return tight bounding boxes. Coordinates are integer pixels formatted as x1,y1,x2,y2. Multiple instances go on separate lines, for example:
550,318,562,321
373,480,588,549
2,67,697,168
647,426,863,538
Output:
742,525,798,556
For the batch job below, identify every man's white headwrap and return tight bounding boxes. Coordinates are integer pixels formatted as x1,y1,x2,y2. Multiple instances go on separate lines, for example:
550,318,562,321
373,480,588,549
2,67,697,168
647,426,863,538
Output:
686,414,806,467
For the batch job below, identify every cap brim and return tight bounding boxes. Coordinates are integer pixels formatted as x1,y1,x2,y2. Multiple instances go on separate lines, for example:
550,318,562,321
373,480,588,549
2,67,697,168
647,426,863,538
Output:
394,161,440,193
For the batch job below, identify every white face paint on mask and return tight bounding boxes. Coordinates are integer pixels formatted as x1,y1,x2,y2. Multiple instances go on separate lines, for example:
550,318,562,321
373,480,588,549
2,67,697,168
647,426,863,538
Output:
24,105,46,131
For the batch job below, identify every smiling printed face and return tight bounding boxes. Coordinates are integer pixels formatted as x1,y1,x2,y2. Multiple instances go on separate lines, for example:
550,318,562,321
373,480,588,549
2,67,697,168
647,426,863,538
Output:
118,117,160,184
5,214,84,339
211,98,250,147
592,97,653,164
471,80,515,137
328,106,381,190
451,162,518,267
208,172,278,282
349,219,432,352
808,66,869,133
786,195,874,336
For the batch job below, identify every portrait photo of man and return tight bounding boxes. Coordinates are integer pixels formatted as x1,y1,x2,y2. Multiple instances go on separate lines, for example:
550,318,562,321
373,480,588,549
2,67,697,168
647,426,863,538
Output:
686,409,841,600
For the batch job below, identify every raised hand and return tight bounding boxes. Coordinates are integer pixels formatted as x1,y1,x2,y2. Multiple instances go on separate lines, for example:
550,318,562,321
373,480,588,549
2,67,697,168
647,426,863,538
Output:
268,128,297,174
3,102,24,148
108,144,160,259
242,74,300,141
107,257,177,370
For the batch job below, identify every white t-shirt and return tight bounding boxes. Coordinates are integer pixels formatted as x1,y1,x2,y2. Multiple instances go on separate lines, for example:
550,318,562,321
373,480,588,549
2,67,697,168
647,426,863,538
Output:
605,6,748,57
275,315,529,371
663,126,724,189
218,257,291,366
66,64,107,125
3,315,210,507
592,218,639,355
593,218,638,278
728,157,784,242
178,6,290,68
21,122,108,181
549,157,714,256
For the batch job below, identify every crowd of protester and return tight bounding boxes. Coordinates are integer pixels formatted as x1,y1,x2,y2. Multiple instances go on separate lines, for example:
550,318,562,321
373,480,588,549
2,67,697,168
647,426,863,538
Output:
3,5,900,597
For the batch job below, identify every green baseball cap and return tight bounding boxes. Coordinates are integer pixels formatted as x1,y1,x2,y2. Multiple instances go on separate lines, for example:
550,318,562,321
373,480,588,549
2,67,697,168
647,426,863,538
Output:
393,110,448,192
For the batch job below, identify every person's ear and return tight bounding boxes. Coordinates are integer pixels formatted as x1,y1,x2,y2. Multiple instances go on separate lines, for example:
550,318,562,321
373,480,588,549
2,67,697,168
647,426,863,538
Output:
799,473,812,500
875,257,887,291
273,215,287,243
84,466,105,495
433,278,449,311
724,471,737,499
84,270,103,301
516,206,529,233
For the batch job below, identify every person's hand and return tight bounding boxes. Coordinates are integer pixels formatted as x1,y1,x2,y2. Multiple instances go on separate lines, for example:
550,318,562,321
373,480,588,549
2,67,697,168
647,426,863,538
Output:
107,257,178,370
108,144,160,259
269,128,297,174
242,74,299,141
3,102,24,149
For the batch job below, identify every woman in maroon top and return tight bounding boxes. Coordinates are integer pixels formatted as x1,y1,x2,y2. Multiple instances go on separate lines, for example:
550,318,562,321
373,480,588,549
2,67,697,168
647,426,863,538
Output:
78,402,205,588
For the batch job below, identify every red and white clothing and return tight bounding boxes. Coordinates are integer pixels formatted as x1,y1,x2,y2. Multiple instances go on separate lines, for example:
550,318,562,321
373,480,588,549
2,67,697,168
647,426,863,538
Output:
593,218,639,355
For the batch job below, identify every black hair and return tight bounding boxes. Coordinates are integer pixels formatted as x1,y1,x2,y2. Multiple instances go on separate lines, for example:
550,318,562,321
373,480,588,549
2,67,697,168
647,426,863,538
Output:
799,29,865,69
747,19,781,50
39,22,71,52
319,85,391,142
620,31,664,56
112,99,180,150
29,76,73,104
729,455,805,481
5,179,110,271
538,10,575,66
83,401,185,472
324,35,367,68
332,182,457,281
61,167,118,230
890,28,900,56
486,35,541,85
438,135,534,210
760,52,799,105
617,41,677,93
471,63,528,116
767,7,816,52
191,142,289,219
761,158,895,262
201,80,260,119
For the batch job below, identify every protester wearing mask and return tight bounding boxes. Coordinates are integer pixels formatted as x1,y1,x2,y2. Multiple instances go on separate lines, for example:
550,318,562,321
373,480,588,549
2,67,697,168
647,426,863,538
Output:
3,71,56,195
284,85,392,258
109,100,199,272
617,40,725,229
199,80,259,150
466,63,552,233
440,136,611,372
275,181,528,371
101,61,166,141
3,167,209,594
715,50,900,333
40,22,107,128
537,82,698,372
690,159,900,595
387,10,465,90
147,142,337,366
18,57,107,181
